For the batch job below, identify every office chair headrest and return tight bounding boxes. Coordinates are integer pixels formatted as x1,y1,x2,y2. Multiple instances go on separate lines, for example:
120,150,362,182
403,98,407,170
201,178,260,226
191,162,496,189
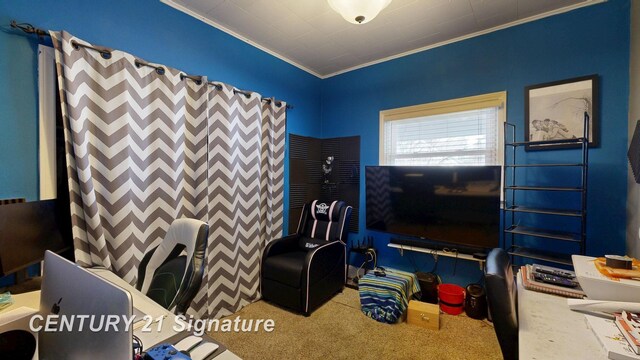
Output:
310,200,345,222
138,218,208,296
163,218,207,256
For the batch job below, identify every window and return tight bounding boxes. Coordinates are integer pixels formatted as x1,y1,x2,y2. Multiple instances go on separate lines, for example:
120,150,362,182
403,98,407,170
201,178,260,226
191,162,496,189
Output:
380,92,507,166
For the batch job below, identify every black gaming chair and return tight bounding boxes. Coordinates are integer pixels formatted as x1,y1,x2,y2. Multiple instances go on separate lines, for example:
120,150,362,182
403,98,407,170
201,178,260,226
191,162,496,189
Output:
261,200,352,316
485,248,518,360
136,218,208,314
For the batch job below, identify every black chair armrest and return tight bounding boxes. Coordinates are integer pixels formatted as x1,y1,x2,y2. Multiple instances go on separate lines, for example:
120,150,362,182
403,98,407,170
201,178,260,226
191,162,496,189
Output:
303,241,345,285
263,234,301,258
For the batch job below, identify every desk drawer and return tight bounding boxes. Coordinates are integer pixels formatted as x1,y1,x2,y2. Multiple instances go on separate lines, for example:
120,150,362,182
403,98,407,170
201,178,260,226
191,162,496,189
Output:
407,300,439,330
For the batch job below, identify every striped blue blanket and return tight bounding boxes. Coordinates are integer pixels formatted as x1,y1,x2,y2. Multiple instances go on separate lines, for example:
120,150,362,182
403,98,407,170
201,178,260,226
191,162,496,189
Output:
359,269,421,324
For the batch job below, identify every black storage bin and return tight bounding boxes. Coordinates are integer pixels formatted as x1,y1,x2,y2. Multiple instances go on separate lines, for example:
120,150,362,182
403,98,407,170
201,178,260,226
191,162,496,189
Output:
465,283,487,320
416,272,440,304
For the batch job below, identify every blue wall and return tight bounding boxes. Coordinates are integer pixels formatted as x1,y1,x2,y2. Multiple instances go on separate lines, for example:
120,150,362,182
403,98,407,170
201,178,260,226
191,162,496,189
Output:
0,0,632,288
0,0,323,212
321,0,631,286
0,0,323,287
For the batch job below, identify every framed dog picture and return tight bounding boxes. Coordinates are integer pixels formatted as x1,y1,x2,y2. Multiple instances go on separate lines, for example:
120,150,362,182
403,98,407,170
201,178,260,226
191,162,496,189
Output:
524,74,598,150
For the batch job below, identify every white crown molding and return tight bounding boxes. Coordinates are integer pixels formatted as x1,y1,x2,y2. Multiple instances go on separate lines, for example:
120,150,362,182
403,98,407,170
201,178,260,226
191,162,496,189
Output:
161,0,607,80
160,0,323,78
323,0,608,78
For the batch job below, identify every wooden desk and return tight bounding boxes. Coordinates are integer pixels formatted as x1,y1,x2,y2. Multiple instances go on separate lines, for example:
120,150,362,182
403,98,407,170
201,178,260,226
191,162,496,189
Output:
517,273,605,359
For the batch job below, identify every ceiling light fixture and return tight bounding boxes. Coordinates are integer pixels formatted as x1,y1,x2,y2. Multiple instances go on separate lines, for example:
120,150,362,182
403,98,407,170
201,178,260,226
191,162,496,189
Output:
328,0,393,25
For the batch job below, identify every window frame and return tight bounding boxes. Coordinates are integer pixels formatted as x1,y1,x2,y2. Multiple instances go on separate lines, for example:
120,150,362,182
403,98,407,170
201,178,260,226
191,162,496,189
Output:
39,45,57,200
379,91,507,166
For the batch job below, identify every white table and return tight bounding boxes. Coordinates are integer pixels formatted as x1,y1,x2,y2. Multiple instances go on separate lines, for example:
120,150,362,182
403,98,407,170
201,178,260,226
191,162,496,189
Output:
1,269,240,360
2,291,40,312
517,272,605,359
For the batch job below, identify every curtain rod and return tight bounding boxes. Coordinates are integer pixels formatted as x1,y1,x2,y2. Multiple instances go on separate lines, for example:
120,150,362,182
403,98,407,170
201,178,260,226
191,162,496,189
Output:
10,20,50,38
9,19,293,110
207,82,293,109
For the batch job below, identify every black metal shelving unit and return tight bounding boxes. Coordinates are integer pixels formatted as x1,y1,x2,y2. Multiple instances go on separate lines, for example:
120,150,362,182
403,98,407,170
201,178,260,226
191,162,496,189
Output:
503,113,589,266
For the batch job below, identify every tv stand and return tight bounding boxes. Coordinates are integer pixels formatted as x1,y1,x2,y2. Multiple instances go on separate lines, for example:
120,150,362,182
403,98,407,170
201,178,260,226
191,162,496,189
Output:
388,243,486,270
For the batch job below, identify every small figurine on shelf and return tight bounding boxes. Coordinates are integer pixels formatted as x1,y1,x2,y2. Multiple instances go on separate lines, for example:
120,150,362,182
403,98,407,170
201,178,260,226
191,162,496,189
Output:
322,156,334,184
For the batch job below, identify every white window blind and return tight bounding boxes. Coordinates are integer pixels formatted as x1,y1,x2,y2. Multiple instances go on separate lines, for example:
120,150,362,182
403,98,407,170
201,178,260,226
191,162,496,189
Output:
383,107,500,166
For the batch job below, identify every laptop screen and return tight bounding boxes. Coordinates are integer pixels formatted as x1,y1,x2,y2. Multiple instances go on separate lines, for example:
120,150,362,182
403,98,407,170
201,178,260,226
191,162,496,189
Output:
38,251,133,359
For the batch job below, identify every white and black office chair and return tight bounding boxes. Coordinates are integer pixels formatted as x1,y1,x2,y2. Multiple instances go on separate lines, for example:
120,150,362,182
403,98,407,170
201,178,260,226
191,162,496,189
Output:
136,218,208,314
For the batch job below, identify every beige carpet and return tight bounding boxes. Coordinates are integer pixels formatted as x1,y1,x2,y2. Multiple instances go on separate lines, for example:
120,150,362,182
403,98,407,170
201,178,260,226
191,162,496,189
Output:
209,289,501,360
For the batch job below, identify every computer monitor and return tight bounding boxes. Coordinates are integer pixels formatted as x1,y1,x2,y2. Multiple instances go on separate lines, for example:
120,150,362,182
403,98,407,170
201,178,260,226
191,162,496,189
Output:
39,251,133,359
0,200,72,276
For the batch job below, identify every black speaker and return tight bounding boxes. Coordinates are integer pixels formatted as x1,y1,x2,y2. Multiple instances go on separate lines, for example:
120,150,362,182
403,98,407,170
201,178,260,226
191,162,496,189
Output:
0,330,36,360
465,283,487,320
416,272,440,304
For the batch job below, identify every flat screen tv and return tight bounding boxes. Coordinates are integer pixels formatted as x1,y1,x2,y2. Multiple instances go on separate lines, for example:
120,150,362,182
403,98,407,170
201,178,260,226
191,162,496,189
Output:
366,166,501,253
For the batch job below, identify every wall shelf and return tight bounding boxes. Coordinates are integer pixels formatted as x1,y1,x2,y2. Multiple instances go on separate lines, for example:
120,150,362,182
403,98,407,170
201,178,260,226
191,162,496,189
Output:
506,137,587,147
388,243,485,270
508,246,573,266
505,163,583,168
505,185,583,192
504,225,582,242
502,113,589,266
504,205,583,217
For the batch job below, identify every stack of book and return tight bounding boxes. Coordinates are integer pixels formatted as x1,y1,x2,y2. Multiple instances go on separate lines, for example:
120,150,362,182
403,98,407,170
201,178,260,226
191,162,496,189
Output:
586,312,640,360
519,264,586,298
616,312,640,356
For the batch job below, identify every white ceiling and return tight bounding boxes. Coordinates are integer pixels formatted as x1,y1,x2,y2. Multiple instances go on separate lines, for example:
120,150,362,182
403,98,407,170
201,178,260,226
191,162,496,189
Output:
162,0,605,78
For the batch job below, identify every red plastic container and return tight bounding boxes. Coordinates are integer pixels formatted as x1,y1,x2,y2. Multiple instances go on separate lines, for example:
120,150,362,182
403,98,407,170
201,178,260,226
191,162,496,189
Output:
438,284,466,315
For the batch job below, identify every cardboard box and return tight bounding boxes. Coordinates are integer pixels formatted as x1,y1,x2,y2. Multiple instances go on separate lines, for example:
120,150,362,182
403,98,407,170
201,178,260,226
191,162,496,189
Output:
407,300,439,330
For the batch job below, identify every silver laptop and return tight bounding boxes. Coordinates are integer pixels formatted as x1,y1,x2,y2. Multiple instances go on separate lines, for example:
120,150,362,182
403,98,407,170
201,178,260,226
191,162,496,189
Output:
39,251,133,360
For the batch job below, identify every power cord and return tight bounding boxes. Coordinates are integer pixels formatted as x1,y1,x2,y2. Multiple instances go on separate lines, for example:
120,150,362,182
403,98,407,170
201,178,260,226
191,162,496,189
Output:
441,248,459,276
406,248,437,273
354,249,377,282
476,270,486,286
368,249,377,270
430,248,439,273
407,250,418,272
453,249,459,275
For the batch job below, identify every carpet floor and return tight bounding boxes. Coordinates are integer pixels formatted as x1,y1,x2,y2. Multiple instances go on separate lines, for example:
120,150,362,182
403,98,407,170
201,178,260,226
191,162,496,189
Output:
209,288,502,360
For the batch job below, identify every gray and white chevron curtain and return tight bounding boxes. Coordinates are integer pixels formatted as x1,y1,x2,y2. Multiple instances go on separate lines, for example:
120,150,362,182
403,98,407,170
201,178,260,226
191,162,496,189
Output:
196,84,286,317
51,31,285,318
